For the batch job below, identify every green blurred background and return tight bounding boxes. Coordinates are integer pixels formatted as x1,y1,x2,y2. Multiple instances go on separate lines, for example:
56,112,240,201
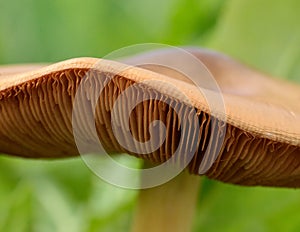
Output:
0,0,300,231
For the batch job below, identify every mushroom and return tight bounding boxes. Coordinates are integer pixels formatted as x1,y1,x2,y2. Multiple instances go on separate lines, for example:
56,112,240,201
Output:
0,48,300,232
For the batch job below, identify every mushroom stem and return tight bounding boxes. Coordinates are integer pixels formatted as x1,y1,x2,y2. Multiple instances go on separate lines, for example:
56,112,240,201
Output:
131,170,201,232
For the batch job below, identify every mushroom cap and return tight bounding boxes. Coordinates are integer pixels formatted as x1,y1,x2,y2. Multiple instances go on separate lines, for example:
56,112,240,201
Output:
0,48,300,187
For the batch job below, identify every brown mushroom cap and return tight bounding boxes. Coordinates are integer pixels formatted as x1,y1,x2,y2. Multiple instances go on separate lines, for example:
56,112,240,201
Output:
0,48,300,187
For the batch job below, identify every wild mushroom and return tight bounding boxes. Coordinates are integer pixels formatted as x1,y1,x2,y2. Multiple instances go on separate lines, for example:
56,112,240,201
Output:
0,48,300,232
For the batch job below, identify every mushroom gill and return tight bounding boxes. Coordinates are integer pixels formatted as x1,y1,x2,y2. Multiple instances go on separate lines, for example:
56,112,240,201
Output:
0,48,300,188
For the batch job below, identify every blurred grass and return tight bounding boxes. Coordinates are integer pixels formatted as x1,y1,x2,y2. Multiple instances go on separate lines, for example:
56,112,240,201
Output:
0,0,300,231
207,0,300,81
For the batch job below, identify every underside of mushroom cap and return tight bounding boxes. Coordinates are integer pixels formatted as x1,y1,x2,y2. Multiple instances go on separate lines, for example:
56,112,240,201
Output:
0,48,300,187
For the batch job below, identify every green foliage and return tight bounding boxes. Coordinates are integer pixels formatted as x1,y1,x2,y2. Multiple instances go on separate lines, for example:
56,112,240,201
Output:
196,179,300,232
208,0,300,81
0,0,299,231
0,157,136,232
